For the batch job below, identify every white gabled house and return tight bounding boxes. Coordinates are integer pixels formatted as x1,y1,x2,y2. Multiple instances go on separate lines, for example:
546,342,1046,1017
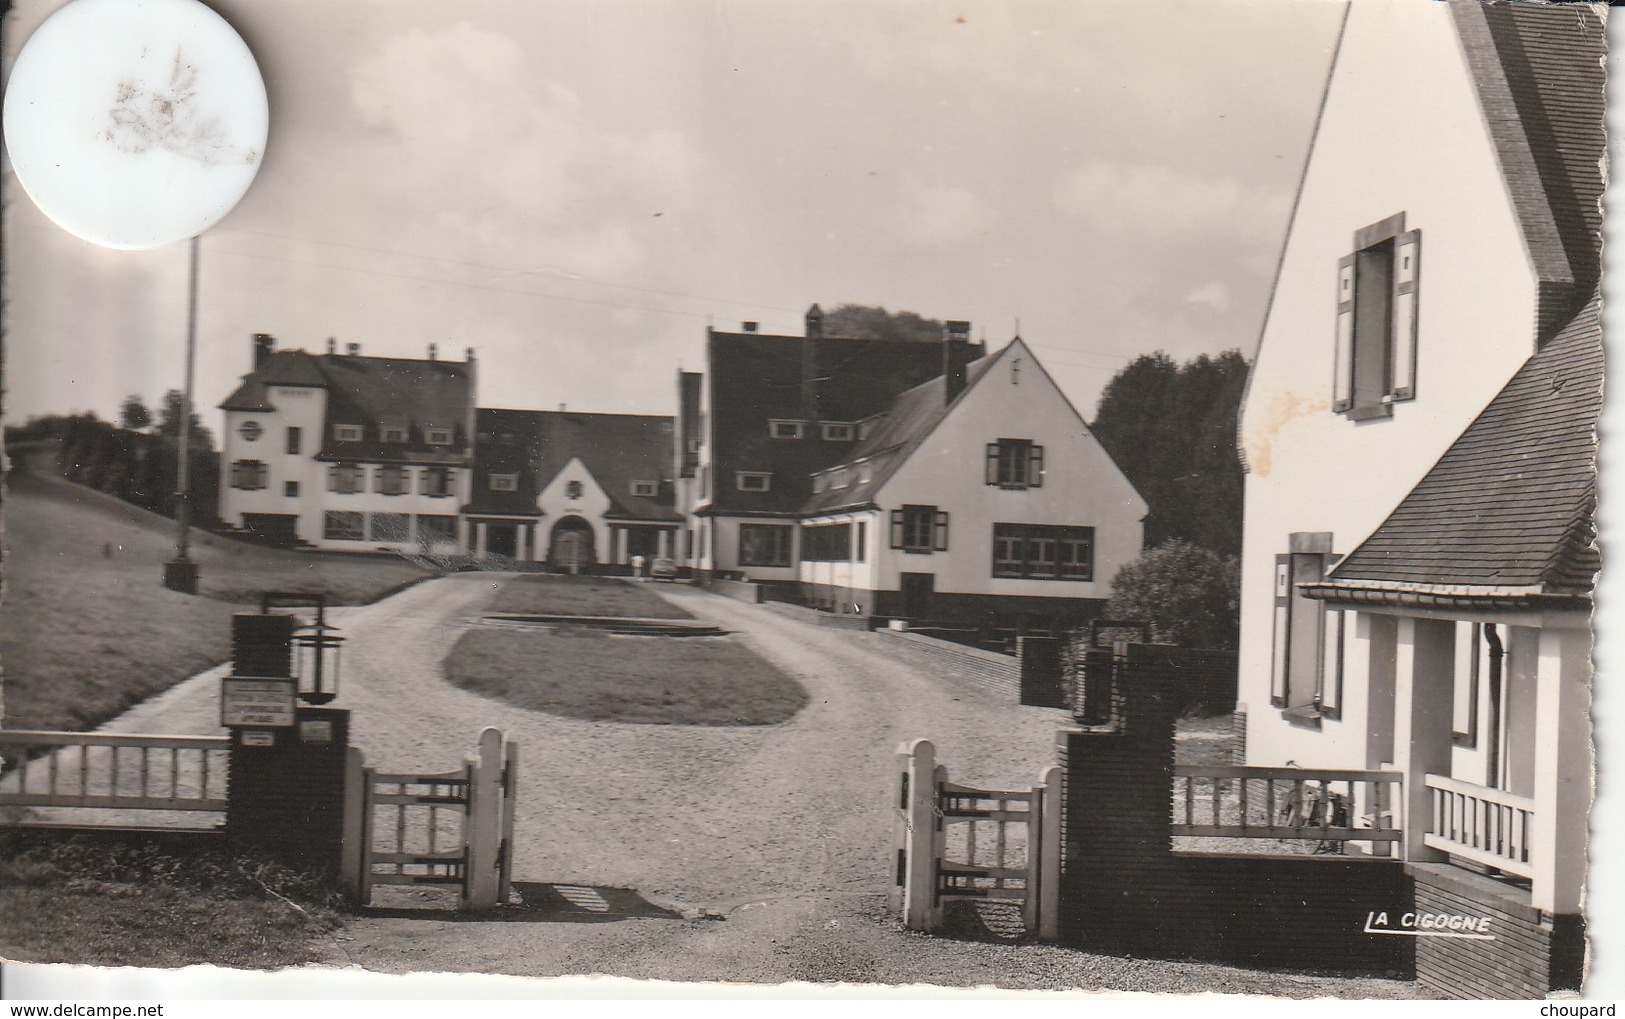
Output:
218,335,476,552
1235,0,1601,977
799,337,1146,629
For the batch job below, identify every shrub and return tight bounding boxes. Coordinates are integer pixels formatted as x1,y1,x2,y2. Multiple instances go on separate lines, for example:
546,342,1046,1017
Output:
1105,539,1240,649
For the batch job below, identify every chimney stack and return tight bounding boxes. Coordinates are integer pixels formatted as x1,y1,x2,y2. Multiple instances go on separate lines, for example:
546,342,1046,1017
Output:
428,343,438,361
742,321,759,333
326,337,336,355
345,342,361,356
802,304,824,422
943,320,971,403
252,332,275,370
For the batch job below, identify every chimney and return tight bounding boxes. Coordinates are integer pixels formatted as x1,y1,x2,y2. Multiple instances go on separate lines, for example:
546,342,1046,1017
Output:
345,342,361,356
943,320,971,403
428,343,438,361
252,332,274,370
802,304,823,422
326,337,336,355
742,321,759,333
463,348,477,461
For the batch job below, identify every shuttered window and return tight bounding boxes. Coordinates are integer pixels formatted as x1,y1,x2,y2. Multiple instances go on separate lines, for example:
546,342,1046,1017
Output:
1333,216,1420,417
1270,545,1335,718
891,505,947,553
986,438,1044,488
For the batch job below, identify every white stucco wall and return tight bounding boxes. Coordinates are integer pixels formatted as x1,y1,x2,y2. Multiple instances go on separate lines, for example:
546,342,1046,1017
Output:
1238,0,1543,767
873,340,1146,600
536,457,611,563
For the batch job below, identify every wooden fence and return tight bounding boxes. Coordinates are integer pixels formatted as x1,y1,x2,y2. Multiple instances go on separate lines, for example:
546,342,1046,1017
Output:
1171,765,1402,850
0,730,229,823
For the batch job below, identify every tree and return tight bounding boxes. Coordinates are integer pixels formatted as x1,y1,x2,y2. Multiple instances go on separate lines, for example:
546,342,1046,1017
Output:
119,394,153,430
1090,349,1248,557
155,388,214,451
1105,539,1241,649
821,304,946,344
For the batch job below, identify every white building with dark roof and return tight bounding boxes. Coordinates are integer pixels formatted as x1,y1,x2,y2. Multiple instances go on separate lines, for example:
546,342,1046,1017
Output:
217,335,476,552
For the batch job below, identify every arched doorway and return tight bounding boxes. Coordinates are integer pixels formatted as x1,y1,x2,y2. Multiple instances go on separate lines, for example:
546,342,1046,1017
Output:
549,516,597,574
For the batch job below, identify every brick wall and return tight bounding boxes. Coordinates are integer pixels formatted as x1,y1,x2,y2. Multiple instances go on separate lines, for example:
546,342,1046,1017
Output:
764,601,873,631
1017,636,1066,708
875,629,1018,698
224,707,351,874
706,578,766,604
1409,863,1584,998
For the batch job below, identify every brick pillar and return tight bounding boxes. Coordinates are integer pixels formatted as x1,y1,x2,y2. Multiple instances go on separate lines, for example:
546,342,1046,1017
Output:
225,707,352,872
1017,636,1064,708
232,613,296,677
1055,643,1181,951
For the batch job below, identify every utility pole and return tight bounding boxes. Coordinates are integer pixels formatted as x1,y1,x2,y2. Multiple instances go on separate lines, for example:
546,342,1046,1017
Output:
163,234,202,594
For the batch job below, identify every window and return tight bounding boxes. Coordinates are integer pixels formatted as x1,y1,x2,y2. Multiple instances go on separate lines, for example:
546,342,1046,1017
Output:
238,420,262,442
1333,214,1421,418
1453,621,1484,747
565,480,583,499
328,463,363,494
630,480,659,498
420,467,452,497
369,512,411,542
375,465,408,495
425,428,452,446
333,424,364,442
285,426,302,455
855,521,867,563
323,511,364,541
381,426,409,443
230,459,268,490
821,422,855,441
992,524,1094,581
284,481,299,498
890,505,948,553
417,514,458,543
801,522,853,562
769,420,806,439
489,473,519,492
1269,533,1337,719
736,472,771,492
739,523,793,567
986,439,1044,489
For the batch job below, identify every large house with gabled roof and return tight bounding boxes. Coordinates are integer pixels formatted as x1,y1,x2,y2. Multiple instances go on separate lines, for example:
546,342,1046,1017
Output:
217,335,476,552
1234,0,1601,996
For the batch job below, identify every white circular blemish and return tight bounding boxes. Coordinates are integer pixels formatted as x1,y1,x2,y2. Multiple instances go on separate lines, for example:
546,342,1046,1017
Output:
4,0,267,250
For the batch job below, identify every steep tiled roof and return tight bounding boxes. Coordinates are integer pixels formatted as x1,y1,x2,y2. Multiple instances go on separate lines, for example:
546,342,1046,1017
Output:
705,329,983,515
1324,296,1600,598
464,408,679,522
220,347,474,466
1452,0,1605,342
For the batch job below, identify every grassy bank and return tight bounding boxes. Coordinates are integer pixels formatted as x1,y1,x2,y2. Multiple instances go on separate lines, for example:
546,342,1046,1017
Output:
0,833,345,969
491,573,692,620
1,468,434,730
447,625,807,725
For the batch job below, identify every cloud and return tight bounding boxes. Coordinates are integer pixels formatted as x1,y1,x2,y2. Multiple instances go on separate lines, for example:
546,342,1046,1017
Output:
1052,159,1291,240
899,176,998,246
1183,282,1230,311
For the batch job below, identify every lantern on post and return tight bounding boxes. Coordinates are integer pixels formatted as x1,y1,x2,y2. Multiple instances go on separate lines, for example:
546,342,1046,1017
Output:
260,592,345,705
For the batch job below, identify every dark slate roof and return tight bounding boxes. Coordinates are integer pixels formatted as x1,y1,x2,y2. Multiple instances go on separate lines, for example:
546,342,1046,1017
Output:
704,330,984,515
1324,296,1600,598
219,348,474,466
801,351,998,516
464,408,679,522
1454,0,1605,342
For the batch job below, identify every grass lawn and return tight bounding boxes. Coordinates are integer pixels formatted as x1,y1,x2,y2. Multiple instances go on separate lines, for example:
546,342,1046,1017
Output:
491,573,692,620
0,833,343,969
1,468,435,730
446,626,807,725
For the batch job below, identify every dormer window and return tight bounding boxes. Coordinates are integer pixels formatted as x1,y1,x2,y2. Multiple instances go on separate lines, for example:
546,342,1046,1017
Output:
489,473,519,492
769,420,806,440
425,428,452,446
829,468,849,490
381,426,409,443
1334,213,1421,420
630,480,658,498
333,424,364,442
821,422,855,442
737,472,772,492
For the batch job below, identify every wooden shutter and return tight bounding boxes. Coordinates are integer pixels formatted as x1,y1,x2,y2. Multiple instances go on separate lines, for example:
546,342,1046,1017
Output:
1270,555,1291,708
1390,229,1421,400
890,510,905,549
933,511,950,551
1332,255,1355,412
986,443,1000,485
1029,444,1044,488
327,465,340,492
1318,608,1344,719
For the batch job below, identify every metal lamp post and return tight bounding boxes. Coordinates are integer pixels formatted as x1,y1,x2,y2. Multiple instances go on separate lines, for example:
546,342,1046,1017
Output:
163,235,202,594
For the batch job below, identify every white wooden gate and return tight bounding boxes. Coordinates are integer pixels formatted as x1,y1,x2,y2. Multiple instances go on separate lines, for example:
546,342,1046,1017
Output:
343,727,518,911
891,737,1060,939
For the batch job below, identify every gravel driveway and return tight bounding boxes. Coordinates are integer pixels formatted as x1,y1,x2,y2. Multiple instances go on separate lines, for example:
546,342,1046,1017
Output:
91,574,1419,995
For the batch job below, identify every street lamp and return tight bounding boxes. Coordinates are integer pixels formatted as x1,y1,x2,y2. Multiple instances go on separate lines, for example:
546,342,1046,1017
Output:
163,234,202,594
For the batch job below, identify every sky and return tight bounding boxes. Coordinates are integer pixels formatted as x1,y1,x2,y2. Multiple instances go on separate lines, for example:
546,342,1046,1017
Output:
2,0,1347,429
